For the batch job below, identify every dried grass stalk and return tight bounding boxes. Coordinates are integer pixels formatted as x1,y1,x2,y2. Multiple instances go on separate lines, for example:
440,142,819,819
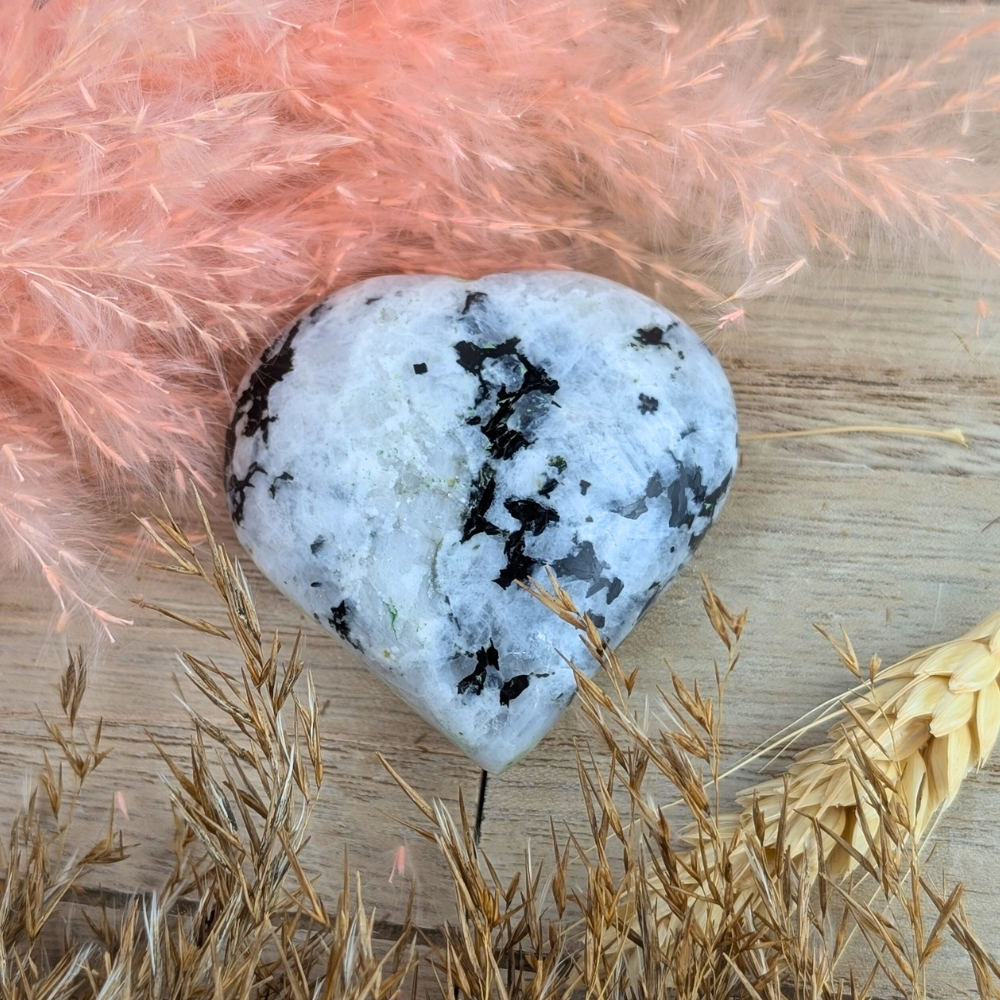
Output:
1,497,416,1000
4,505,1000,999
522,569,1000,998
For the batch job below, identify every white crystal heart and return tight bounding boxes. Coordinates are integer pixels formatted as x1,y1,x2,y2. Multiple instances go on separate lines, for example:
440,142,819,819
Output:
225,271,738,771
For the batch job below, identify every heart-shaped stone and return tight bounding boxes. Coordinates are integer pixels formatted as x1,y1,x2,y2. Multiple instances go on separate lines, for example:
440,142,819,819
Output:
225,271,737,771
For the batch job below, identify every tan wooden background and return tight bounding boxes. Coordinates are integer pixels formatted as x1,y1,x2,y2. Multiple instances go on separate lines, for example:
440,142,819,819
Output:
3,2,1000,993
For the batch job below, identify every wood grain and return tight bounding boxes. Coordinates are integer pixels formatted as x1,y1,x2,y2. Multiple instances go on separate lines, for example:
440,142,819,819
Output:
0,512,482,929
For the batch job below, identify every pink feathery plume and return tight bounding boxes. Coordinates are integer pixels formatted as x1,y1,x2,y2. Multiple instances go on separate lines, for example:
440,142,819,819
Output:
1,0,998,633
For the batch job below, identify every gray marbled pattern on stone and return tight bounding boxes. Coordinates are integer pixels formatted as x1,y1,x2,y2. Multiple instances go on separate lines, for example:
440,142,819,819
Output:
225,271,738,771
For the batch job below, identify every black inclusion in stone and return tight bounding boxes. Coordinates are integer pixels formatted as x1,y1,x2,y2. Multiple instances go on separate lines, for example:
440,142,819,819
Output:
494,497,559,589
667,465,704,529
227,462,267,525
454,337,520,405
538,477,558,498
413,362,428,374
268,471,293,498
328,600,363,652
610,471,666,521
457,665,485,697
589,612,606,629
227,319,302,465
453,334,559,461
457,640,500,696
461,464,502,542
481,413,530,460
485,356,559,459
638,393,659,415
667,462,734,529
505,497,558,536
493,532,542,590
611,496,648,519
365,296,382,305
310,536,326,555
633,322,677,347
702,469,733,512
460,290,488,315
579,480,591,495
499,674,530,707
551,539,624,605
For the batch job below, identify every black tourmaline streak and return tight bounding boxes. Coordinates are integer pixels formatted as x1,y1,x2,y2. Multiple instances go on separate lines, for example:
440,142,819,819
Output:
461,462,562,589
454,337,520,404
505,497,558,536
701,469,733,513
638,393,659,415
227,462,267,525
328,600,363,652
460,290,489,315
460,465,502,542
499,674,530,707
646,471,665,498
495,498,559,589
453,327,559,461
610,471,665,521
667,463,733,529
310,536,326,555
551,539,623,605
686,469,733,552
227,319,301,466
413,362,428,374
268,471,294,498
611,496,648,520
457,641,500,696
633,322,678,348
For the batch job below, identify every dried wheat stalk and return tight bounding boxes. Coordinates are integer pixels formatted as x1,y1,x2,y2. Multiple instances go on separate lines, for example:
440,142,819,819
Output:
644,605,1000,977
743,608,1000,881
522,570,1000,993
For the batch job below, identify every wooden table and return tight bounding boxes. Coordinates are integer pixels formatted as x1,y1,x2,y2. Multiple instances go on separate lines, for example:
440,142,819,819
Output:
3,4,1000,994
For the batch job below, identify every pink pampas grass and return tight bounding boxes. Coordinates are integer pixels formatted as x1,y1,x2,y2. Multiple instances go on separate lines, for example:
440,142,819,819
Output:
1,0,999,633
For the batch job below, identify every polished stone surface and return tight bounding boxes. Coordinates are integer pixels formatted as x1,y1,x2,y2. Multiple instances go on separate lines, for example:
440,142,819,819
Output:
226,271,738,770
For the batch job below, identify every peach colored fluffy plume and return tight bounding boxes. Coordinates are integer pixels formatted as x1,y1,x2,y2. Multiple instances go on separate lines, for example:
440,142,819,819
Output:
1,0,999,633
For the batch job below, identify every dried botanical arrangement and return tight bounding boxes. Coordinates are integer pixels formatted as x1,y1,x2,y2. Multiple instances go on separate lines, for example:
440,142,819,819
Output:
1,503,998,999
2,0,999,628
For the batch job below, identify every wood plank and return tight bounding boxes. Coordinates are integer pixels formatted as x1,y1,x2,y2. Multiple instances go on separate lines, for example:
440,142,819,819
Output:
476,250,1000,994
0,510,481,933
